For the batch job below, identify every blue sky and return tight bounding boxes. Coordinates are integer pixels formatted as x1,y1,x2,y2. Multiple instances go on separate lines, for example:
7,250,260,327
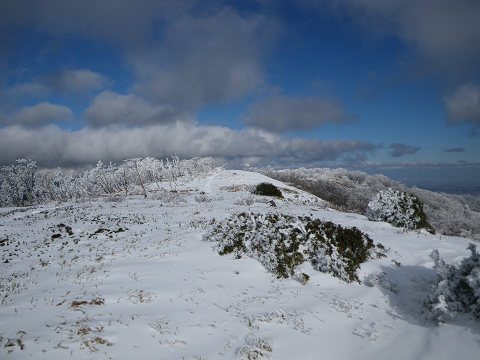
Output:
1,0,479,189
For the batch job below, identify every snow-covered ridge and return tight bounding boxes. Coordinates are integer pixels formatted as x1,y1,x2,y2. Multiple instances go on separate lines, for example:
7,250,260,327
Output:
259,166,480,240
1,168,479,359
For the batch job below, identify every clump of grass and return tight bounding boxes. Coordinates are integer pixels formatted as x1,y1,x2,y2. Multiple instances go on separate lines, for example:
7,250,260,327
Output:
207,212,384,282
70,298,105,307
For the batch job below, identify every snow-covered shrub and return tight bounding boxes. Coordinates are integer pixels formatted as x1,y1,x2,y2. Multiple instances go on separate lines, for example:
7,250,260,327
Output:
206,212,385,282
366,188,434,233
424,244,480,323
252,183,283,198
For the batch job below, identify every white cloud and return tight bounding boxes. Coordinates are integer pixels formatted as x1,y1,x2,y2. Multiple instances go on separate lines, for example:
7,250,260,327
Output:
244,95,356,132
84,91,180,127
4,103,73,127
444,84,480,125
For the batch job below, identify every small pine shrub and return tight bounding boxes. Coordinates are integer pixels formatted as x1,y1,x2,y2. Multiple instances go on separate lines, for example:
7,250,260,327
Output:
206,212,385,282
366,188,434,233
424,244,480,323
252,183,283,198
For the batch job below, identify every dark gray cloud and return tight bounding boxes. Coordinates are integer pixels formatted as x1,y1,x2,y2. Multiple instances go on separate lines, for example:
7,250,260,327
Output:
444,147,466,153
45,69,109,94
444,84,480,125
83,91,181,127
327,0,480,77
388,143,421,158
133,8,280,109
0,123,376,167
2,103,73,127
0,0,193,47
244,95,357,132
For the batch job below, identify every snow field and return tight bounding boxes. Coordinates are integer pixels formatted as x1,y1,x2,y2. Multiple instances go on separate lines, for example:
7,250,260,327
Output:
1,169,479,359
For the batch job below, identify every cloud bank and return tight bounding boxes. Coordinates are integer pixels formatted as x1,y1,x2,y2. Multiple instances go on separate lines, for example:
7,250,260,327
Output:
0,123,375,167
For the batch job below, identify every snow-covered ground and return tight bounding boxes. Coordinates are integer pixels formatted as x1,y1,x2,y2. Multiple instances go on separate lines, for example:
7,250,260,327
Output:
1,169,479,359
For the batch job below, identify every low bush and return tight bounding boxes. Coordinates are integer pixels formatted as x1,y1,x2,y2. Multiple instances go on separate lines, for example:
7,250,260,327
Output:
366,188,434,233
424,244,480,323
252,183,283,198
206,212,385,282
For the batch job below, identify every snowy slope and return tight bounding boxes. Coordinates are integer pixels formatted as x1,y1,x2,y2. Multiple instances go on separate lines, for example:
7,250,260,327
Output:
1,169,479,359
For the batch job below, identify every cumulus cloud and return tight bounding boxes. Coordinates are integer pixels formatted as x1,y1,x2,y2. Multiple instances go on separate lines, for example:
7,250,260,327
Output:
444,84,480,125
3,103,73,127
1,69,108,107
244,95,356,132
1,3,279,112
84,91,180,127
45,69,109,94
0,123,376,167
133,8,280,108
0,82,50,101
388,143,421,157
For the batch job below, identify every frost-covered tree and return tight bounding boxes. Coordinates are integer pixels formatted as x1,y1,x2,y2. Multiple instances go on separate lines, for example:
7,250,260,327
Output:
366,188,434,233
0,156,212,206
124,158,148,196
0,158,38,206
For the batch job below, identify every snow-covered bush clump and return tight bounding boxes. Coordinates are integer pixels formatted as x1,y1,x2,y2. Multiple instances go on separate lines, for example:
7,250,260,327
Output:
251,183,283,198
424,244,480,323
206,212,385,282
366,188,434,233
